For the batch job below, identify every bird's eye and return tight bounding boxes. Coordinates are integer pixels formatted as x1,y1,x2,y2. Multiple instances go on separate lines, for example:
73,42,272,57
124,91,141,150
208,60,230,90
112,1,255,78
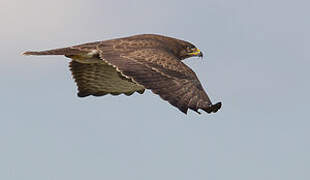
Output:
186,46,192,52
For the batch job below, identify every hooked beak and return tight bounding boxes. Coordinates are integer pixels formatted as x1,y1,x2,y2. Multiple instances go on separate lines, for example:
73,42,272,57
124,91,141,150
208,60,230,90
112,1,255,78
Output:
188,48,203,58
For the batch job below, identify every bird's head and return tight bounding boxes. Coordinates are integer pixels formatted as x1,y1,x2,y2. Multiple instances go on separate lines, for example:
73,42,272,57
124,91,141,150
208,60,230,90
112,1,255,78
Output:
143,34,203,60
173,40,203,60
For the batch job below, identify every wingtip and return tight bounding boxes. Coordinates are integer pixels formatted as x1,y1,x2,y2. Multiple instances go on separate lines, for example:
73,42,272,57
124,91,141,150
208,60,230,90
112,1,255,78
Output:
202,101,222,114
211,102,222,113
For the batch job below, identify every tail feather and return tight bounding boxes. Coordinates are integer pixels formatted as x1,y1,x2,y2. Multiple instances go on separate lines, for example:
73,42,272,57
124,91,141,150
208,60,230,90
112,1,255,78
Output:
22,47,86,56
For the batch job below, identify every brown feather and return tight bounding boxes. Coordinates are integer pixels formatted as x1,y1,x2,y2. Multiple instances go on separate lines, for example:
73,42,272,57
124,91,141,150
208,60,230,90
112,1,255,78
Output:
98,47,220,114
69,60,145,97
23,34,221,114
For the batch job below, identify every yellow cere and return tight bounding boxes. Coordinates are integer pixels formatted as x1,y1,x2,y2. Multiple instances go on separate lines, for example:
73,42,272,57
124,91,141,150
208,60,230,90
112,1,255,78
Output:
189,48,201,55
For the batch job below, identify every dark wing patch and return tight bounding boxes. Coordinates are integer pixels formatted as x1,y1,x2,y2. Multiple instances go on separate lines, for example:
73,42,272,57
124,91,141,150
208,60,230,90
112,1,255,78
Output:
98,48,221,114
69,60,145,97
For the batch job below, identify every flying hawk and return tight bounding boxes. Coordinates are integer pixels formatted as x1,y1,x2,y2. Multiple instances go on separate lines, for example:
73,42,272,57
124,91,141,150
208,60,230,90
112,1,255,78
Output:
23,34,221,114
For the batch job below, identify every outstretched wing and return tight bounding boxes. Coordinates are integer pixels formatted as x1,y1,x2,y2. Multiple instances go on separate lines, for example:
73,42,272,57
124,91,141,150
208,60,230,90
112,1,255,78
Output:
69,60,145,97
98,47,221,114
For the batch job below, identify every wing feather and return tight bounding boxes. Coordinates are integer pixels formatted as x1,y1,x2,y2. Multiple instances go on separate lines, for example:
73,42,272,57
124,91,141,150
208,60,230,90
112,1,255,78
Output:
98,48,221,114
69,60,145,97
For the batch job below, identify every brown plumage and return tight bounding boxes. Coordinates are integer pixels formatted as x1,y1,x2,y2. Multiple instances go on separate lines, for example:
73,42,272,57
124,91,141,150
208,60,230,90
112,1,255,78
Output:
23,34,221,114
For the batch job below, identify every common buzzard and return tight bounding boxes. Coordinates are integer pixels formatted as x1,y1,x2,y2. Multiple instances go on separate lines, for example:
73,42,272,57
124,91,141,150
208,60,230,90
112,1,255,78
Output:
23,34,221,114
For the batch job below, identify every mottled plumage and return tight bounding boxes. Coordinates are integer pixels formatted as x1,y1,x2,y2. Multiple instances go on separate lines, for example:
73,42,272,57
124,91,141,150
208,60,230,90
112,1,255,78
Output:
23,34,221,114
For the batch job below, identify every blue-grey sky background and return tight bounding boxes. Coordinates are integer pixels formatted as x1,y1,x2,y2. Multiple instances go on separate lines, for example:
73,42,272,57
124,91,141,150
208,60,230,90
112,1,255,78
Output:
1,0,309,179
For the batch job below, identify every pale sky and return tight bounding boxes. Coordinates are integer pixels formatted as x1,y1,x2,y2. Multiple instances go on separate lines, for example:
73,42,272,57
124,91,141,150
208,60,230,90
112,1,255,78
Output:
1,0,309,179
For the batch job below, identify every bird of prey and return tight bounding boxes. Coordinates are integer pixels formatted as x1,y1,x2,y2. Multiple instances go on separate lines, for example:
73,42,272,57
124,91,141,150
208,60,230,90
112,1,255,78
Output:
23,34,221,114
